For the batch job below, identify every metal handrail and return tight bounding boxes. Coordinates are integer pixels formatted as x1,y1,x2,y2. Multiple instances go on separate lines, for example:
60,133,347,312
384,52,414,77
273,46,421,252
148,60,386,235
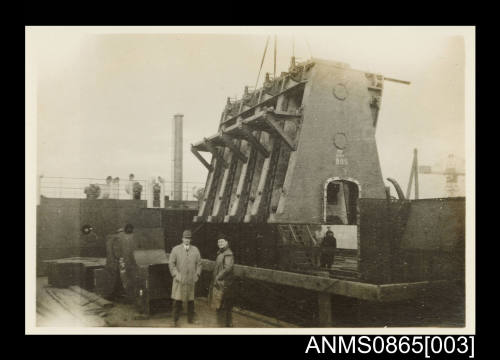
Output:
38,176,204,201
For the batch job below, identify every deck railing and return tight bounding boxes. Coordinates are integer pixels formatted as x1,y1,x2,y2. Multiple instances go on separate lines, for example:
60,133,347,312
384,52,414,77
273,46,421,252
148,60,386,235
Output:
38,176,204,202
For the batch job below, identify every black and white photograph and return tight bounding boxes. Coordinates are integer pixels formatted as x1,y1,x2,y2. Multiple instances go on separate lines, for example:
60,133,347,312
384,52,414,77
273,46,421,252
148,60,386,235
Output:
25,26,474,334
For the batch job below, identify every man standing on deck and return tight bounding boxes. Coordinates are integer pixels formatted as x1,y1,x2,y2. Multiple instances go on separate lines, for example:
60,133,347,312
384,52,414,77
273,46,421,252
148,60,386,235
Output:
209,235,235,327
125,174,135,199
111,177,120,199
117,224,137,301
101,176,113,199
320,227,337,269
168,229,202,326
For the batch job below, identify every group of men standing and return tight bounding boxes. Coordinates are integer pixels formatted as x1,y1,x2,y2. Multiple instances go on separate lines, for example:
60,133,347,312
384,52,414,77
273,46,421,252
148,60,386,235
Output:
168,229,234,327
167,227,338,327
102,173,144,200
115,225,337,327
101,176,120,199
84,174,143,200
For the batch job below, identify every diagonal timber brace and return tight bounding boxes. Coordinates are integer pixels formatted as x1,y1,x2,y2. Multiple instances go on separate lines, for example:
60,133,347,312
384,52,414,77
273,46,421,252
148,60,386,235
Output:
237,123,270,158
221,80,306,126
204,138,228,168
220,133,248,163
191,145,213,171
264,114,297,151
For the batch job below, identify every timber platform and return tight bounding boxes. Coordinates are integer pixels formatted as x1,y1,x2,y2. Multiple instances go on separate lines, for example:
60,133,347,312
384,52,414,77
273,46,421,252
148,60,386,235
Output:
40,256,464,328
36,277,295,328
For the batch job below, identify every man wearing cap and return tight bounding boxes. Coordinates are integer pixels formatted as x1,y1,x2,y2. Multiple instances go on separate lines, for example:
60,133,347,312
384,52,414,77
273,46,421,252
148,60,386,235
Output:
209,235,235,327
320,226,337,269
168,229,202,326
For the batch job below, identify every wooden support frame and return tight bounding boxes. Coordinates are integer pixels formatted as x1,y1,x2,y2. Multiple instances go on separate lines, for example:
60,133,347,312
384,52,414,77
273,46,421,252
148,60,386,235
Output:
318,293,333,327
257,89,263,103
191,145,213,171
208,148,239,223
152,255,458,302
264,114,297,151
53,255,458,322
237,108,267,126
279,75,288,92
237,123,270,158
224,130,261,223
204,138,228,168
275,93,287,113
194,148,225,222
238,111,297,152
204,107,298,159
220,133,248,163
245,134,281,223
272,110,302,119
221,80,306,126
406,148,419,199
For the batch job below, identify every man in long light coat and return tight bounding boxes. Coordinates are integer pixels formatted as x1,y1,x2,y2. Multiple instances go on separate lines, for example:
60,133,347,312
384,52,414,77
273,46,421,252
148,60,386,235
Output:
168,229,202,325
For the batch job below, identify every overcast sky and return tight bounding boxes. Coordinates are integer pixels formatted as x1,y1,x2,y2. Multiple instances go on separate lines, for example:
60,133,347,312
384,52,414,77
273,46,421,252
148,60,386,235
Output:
29,27,472,198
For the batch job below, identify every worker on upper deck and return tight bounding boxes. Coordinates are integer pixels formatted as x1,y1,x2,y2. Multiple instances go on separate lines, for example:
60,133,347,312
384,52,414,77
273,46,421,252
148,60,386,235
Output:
125,174,134,199
320,227,337,269
101,176,113,199
111,177,120,199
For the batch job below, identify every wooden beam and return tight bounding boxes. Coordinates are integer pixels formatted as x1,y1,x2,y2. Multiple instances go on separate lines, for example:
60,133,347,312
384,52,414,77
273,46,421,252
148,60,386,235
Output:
194,151,225,222
264,114,297,151
197,257,381,301
245,134,279,223
132,254,457,303
191,145,213,171
209,150,237,223
220,133,248,163
60,254,459,303
221,81,306,126
406,162,414,200
318,293,333,327
377,279,459,302
238,123,270,158
204,138,228,168
238,108,266,125
384,77,411,85
273,110,302,119
280,76,288,92
414,148,419,199
224,134,259,223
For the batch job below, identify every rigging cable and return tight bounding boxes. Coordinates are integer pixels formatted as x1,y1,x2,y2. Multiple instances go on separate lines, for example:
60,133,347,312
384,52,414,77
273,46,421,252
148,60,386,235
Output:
273,34,277,79
254,36,270,90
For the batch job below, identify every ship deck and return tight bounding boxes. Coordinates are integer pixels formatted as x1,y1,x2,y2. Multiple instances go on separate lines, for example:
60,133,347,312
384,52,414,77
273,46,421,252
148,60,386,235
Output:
36,277,293,328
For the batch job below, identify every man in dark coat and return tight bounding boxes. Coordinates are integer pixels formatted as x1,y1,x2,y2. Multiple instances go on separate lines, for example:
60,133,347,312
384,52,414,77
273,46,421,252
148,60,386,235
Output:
320,227,337,269
117,224,137,301
209,236,235,327
102,224,137,301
